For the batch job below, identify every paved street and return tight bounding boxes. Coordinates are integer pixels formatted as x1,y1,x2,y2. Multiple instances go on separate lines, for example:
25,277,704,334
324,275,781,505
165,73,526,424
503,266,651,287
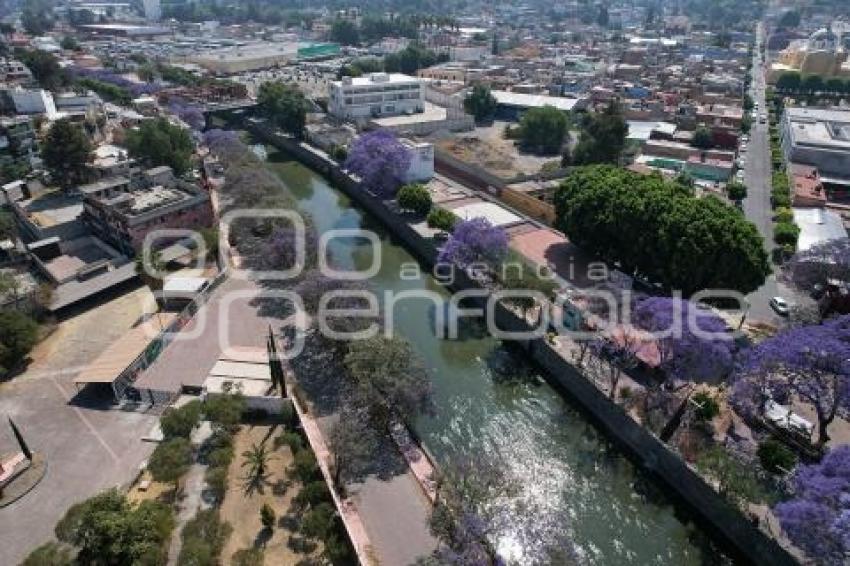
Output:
741,23,799,326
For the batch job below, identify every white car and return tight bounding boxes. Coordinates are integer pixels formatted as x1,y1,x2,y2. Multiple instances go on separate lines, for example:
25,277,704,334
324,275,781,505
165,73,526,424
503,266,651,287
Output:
736,170,745,181
741,135,749,143
769,297,790,316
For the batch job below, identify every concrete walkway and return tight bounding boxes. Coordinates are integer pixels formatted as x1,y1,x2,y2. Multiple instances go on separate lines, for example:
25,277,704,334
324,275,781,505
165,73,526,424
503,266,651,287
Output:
167,424,213,564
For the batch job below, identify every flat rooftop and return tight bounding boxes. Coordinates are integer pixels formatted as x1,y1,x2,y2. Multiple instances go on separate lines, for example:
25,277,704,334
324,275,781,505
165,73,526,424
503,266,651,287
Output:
490,90,582,112
793,208,848,251
786,107,850,150
333,72,420,87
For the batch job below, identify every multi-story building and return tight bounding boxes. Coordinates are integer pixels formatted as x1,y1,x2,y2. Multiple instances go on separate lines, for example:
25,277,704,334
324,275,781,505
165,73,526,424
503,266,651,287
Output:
80,167,213,255
0,117,38,170
329,73,424,121
0,59,33,85
781,107,850,183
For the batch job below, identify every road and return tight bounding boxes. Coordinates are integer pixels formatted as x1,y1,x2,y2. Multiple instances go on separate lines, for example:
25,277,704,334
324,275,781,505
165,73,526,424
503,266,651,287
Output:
741,22,799,326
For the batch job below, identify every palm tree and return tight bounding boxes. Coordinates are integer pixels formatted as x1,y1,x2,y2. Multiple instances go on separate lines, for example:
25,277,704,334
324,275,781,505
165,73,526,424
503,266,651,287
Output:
241,442,274,493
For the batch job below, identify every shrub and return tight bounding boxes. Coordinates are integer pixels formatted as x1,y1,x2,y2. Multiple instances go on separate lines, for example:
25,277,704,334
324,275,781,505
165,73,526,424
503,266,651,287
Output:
692,391,720,421
426,208,457,232
290,449,320,484
757,438,797,474
21,542,73,566
329,144,348,162
204,466,227,503
774,207,794,223
231,547,264,566
397,183,432,215
0,309,39,374
300,502,336,540
260,503,276,530
178,509,232,566
160,400,202,439
274,431,304,452
774,221,800,247
293,480,332,509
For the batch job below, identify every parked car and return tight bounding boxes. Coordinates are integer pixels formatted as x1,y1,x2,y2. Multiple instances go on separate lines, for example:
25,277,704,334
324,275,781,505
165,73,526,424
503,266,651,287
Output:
769,296,790,316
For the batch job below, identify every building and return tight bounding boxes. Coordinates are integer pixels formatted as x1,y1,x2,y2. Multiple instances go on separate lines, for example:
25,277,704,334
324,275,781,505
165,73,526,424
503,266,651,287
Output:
185,43,299,74
142,0,161,21
80,167,213,255
401,140,434,183
0,59,32,85
329,73,424,121
769,27,850,82
7,88,56,116
489,90,586,120
0,117,38,170
781,107,850,183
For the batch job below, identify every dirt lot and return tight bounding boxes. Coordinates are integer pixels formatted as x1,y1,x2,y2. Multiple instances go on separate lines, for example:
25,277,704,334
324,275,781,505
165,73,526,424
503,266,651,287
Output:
220,425,323,565
436,120,560,178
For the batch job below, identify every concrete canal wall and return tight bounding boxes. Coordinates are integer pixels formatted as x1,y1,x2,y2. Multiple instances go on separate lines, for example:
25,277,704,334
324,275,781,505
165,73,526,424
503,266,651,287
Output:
245,122,798,566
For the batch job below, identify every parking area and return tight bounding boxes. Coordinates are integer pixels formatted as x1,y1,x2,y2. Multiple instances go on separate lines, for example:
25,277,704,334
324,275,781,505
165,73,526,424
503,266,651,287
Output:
0,286,160,565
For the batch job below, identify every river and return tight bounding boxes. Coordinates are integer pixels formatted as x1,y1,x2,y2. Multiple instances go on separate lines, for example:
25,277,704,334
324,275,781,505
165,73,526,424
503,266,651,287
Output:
260,143,724,565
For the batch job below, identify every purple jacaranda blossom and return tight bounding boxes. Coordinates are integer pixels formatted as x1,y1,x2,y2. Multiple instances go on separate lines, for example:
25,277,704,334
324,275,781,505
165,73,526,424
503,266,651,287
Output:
775,446,850,564
632,296,734,383
437,217,508,270
733,315,850,448
69,66,164,96
782,238,850,295
167,97,205,130
343,129,411,198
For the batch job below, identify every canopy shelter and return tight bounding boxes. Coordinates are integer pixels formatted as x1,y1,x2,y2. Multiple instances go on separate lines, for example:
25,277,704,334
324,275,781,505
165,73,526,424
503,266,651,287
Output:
73,314,176,401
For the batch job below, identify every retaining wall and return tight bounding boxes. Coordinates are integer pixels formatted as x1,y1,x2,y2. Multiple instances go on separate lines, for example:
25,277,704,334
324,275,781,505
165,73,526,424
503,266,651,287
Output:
245,121,799,566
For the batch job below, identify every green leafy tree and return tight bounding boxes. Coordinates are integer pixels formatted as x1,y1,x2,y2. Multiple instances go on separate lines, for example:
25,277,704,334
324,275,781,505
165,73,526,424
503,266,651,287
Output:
148,437,192,488
0,309,39,374
519,105,569,154
692,126,713,149
300,502,336,540
0,210,16,240
726,182,747,202
126,118,194,175
825,77,845,94
697,447,766,508
757,439,797,474
160,400,202,439
177,509,232,566
21,0,55,36
55,489,174,565
572,101,628,165
204,393,245,432
463,84,498,123
60,36,79,51
554,165,770,295
776,72,801,93
777,9,800,29
257,81,309,137
801,74,825,94
344,336,431,426
396,183,432,215
42,119,92,190
330,19,359,45
774,221,800,247
16,48,67,90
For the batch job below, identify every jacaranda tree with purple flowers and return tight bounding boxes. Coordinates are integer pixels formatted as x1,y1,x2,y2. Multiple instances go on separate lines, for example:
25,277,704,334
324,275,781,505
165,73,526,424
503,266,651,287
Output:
344,129,411,198
437,217,508,271
632,297,735,384
734,315,850,448
774,445,850,564
783,238,850,296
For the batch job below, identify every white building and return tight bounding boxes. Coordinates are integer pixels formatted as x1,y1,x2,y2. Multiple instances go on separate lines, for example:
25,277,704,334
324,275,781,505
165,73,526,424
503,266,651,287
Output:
781,107,850,182
329,73,424,121
401,139,434,183
142,0,162,21
10,88,56,117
